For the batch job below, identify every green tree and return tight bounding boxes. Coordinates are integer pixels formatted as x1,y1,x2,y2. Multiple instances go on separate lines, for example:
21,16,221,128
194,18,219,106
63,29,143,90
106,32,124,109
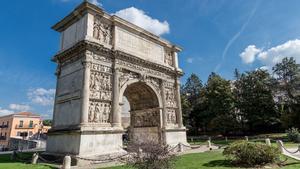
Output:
273,57,300,128
43,119,52,126
234,70,280,133
181,74,203,134
204,73,238,135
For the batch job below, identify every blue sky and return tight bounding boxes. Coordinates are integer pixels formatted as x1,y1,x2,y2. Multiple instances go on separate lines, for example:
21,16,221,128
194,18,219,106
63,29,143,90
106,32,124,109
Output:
1,0,300,118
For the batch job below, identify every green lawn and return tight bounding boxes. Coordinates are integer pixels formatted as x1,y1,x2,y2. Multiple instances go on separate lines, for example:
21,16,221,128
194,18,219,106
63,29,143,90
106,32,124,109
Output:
1,150,300,169
0,153,55,169
105,150,300,169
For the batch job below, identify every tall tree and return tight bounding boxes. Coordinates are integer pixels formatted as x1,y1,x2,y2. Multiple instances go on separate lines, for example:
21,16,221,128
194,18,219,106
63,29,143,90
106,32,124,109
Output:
273,57,300,128
181,73,203,106
273,57,300,103
234,70,280,133
181,74,203,133
204,73,238,135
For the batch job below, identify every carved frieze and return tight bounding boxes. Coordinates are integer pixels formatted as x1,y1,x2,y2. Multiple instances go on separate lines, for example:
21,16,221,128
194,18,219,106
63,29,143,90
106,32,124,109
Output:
132,109,160,127
92,53,112,63
145,76,160,94
88,101,111,123
90,71,112,100
119,69,139,88
116,59,173,80
165,87,176,108
166,108,177,124
90,63,112,74
93,17,112,45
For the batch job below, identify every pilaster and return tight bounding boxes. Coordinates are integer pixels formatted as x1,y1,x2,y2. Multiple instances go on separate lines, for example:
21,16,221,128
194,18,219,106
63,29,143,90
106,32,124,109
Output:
175,78,183,128
80,53,92,125
112,64,122,128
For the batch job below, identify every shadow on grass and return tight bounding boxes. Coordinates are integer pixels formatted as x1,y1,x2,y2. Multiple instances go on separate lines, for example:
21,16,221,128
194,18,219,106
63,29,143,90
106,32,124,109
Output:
202,159,233,168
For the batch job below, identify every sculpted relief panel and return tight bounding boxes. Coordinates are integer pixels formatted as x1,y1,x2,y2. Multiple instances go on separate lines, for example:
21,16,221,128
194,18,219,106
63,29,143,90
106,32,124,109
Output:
164,82,177,124
132,109,160,127
93,16,112,45
164,49,173,67
89,101,111,123
115,27,164,64
88,63,112,123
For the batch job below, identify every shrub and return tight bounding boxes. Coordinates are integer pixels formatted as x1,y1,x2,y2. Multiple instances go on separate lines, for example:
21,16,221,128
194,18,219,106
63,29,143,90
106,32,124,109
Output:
223,141,280,167
126,141,177,169
286,127,300,143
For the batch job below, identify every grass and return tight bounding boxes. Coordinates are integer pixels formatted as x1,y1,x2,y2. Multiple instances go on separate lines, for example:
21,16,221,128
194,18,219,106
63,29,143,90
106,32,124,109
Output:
0,152,55,169
0,133,299,169
105,150,300,169
1,149,300,169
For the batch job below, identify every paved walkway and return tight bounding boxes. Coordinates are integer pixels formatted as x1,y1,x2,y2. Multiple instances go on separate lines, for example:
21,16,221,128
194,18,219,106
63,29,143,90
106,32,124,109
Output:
283,147,300,161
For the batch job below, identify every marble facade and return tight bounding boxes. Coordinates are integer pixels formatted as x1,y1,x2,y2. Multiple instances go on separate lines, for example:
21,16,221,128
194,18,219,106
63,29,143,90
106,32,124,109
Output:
46,1,188,158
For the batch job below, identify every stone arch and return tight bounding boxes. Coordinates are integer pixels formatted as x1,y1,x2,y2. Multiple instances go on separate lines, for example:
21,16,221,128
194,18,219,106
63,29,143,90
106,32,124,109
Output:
119,79,163,144
118,78,163,108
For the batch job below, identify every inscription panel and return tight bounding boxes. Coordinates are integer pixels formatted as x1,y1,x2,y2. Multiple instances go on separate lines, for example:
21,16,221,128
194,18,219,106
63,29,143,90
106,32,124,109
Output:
115,27,164,64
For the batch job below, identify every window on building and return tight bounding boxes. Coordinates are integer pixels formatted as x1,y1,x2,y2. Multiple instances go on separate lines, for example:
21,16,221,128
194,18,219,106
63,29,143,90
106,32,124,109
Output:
6,121,9,127
17,132,21,136
19,120,23,127
29,121,33,128
29,131,33,136
4,133,6,140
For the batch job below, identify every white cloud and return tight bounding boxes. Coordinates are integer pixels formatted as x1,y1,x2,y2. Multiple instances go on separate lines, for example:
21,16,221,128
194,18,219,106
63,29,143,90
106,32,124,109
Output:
240,45,261,64
0,107,13,116
241,39,300,69
9,104,31,112
186,58,194,63
257,39,300,67
114,7,170,36
89,0,101,6
27,88,56,106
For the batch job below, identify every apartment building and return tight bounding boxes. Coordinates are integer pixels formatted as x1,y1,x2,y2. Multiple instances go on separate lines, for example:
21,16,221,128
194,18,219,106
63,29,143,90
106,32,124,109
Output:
0,112,46,150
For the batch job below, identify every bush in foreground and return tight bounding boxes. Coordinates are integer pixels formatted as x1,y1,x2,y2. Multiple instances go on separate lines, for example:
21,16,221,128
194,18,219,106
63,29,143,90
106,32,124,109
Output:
286,127,300,143
223,141,280,167
126,141,177,169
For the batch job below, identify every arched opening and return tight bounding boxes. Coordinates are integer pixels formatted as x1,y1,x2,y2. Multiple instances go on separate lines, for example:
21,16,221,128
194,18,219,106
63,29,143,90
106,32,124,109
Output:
120,82,161,144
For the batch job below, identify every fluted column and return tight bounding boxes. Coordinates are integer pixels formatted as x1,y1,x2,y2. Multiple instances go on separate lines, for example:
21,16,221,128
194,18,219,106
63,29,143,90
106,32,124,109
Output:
175,79,183,128
160,81,167,128
112,67,121,128
80,58,91,124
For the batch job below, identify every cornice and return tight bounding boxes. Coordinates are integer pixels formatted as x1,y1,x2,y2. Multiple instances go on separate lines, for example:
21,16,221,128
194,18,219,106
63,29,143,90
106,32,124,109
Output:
52,40,184,77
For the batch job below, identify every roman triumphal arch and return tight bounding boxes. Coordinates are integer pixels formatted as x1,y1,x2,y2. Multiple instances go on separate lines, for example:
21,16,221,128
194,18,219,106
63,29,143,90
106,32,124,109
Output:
46,1,188,158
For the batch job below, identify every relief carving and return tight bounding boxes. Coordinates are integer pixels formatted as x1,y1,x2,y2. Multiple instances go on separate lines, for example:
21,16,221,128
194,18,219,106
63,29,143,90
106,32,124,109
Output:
116,59,173,80
89,101,111,123
93,53,112,63
133,109,160,127
166,108,177,124
119,69,139,88
165,87,176,108
90,70,112,100
93,17,112,45
164,49,173,67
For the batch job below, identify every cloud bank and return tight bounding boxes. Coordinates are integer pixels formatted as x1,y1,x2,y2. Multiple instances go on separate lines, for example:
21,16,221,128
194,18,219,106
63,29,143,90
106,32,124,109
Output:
240,39,300,69
114,7,170,36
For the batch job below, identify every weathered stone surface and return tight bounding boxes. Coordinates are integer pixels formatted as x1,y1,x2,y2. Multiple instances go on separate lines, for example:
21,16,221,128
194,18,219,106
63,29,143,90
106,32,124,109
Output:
47,1,187,160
